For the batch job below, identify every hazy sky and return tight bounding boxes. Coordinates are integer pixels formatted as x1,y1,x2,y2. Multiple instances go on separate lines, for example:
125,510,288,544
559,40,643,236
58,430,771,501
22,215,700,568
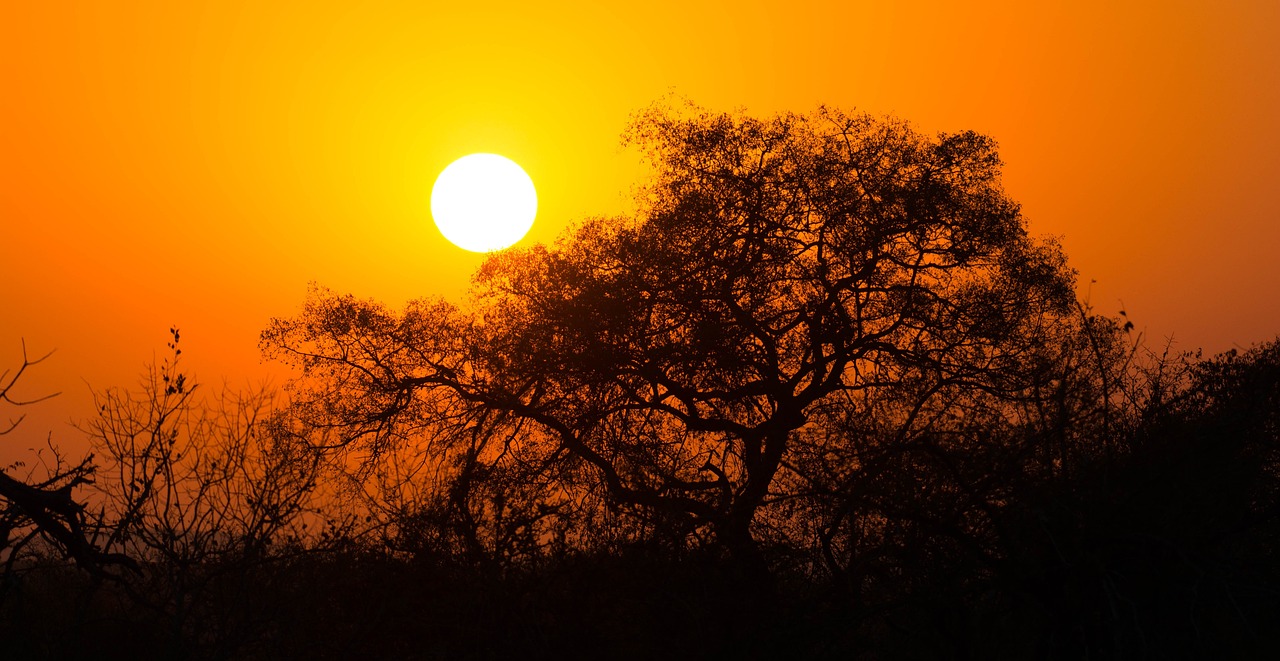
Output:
4,1,1278,447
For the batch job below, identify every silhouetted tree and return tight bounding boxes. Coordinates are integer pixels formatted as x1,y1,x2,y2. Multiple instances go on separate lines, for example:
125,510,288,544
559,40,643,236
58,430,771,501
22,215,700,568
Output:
82,329,329,657
262,104,1076,591
1,341,133,591
3,103,1277,659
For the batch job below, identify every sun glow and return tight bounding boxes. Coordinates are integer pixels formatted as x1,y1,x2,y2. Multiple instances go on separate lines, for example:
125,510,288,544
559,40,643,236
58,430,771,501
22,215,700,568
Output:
430,153,537,253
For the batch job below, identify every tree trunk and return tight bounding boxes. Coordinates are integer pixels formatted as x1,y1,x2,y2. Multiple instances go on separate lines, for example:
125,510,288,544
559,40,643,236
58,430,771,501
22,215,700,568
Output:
715,516,776,605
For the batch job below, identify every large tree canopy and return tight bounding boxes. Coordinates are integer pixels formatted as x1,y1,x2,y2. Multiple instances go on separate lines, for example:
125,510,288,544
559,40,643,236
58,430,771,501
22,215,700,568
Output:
8,105,1279,658
262,105,1076,573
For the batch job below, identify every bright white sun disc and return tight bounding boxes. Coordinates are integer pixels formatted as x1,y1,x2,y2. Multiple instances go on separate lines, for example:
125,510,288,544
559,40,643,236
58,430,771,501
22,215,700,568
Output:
430,153,537,252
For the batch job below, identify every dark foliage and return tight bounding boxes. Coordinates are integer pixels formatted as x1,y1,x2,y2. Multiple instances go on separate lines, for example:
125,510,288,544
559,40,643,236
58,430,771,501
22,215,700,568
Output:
2,105,1276,659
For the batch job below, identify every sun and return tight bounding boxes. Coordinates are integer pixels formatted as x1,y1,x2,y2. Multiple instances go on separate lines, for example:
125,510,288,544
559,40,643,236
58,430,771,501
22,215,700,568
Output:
430,153,537,253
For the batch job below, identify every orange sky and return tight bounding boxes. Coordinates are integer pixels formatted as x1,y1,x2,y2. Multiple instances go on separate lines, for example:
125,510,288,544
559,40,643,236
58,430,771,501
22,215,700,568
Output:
3,1,1279,447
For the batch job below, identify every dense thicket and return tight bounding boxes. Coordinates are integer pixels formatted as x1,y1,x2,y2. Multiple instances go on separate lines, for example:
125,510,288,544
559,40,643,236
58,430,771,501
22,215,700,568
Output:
3,106,1276,659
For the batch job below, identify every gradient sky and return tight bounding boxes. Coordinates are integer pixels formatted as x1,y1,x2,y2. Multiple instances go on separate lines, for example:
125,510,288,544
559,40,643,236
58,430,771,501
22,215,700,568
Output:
3,1,1278,447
